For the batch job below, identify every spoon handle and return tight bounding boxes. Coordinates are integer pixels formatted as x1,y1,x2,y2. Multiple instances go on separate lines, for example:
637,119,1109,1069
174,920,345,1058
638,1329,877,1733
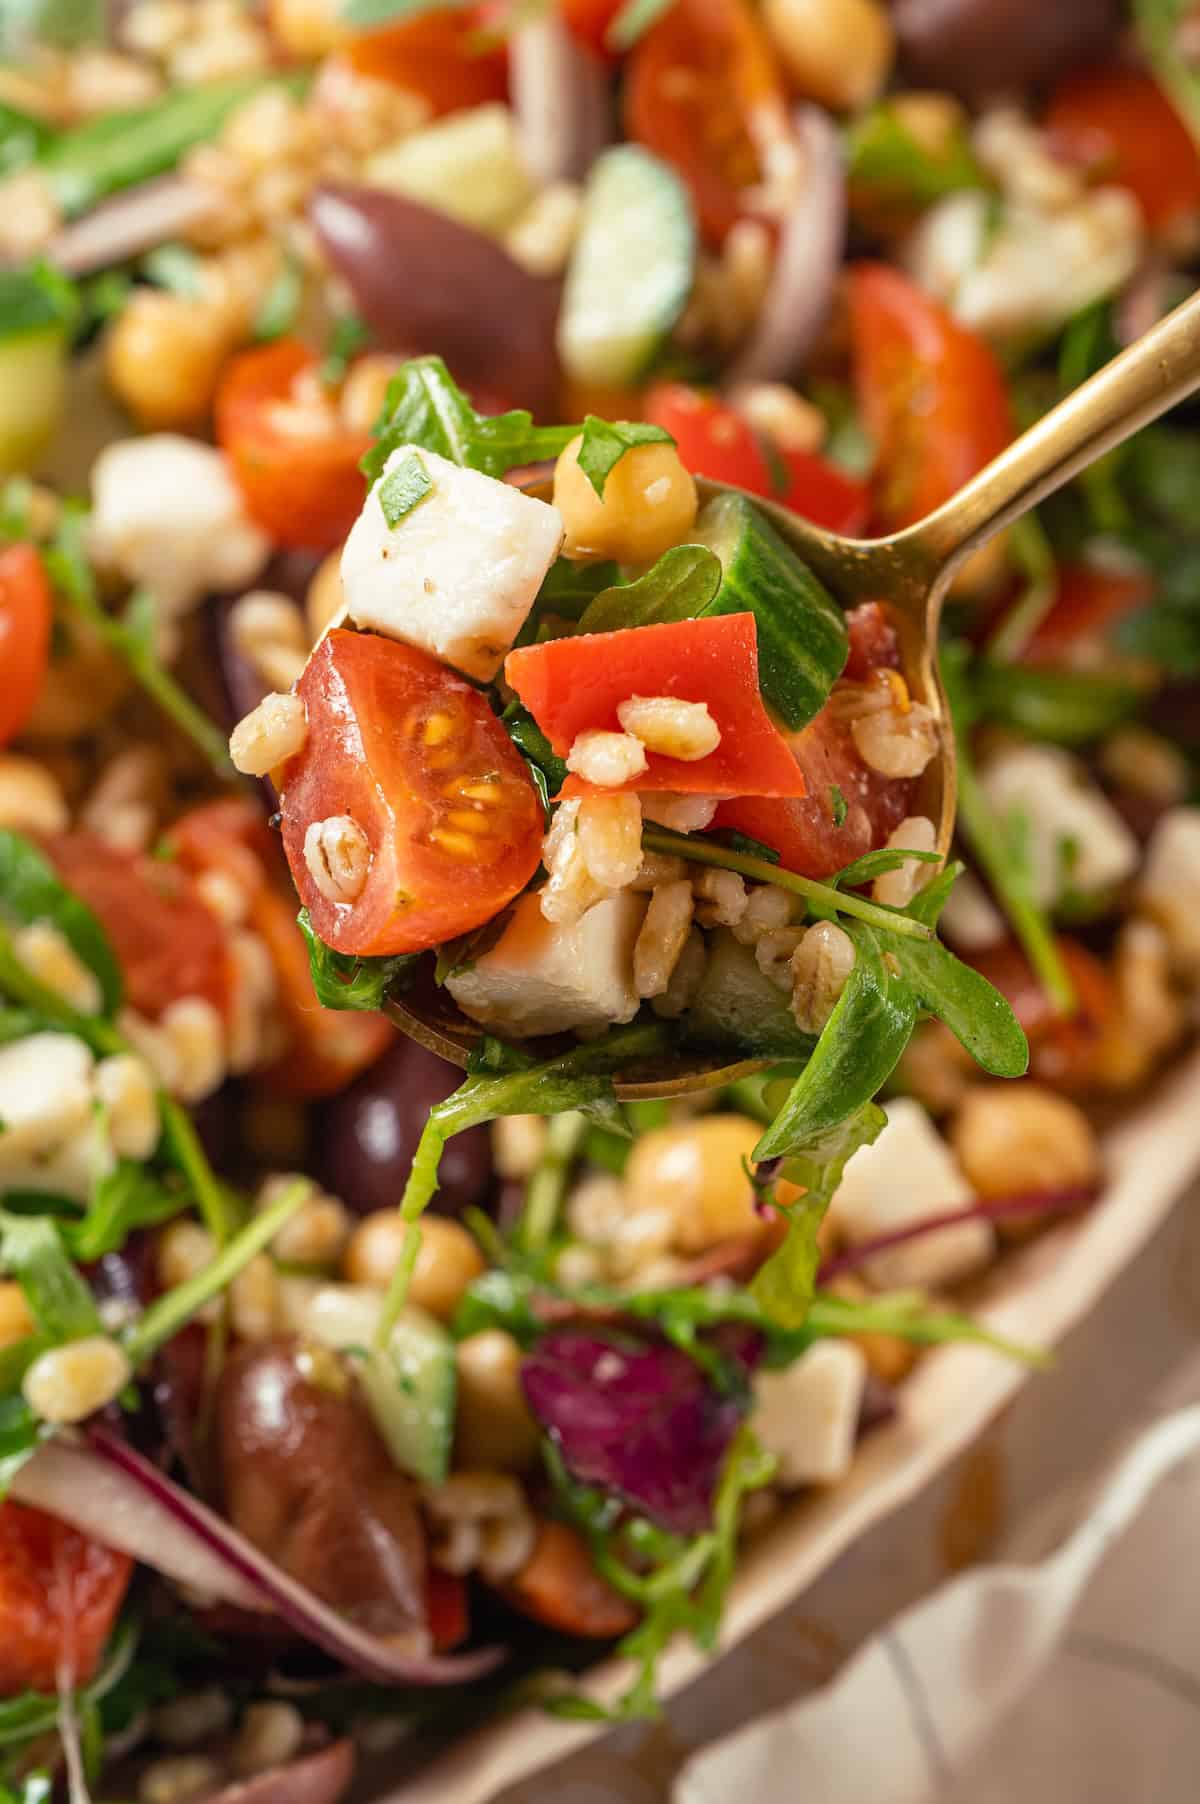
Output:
905,284,1200,584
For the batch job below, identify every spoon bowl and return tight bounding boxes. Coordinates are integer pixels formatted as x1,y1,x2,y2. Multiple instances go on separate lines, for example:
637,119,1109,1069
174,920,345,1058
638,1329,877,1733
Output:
388,288,1200,1097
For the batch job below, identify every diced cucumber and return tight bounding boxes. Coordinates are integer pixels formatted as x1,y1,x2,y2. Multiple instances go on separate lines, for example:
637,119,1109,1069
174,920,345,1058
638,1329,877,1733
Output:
558,145,695,387
694,491,849,731
366,104,536,237
302,1284,457,1485
684,929,816,1060
0,267,76,475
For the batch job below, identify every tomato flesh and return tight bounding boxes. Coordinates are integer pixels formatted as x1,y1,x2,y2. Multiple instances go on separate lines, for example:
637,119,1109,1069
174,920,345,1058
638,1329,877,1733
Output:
0,1501,131,1695
849,263,1013,530
281,631,543,958
506,614,807,800
1046,66,1200,235
642,383,870,533
1021,562,1151,667
215,338,369,555
342,9,507,116
0,544,52,750
45,834,231,1021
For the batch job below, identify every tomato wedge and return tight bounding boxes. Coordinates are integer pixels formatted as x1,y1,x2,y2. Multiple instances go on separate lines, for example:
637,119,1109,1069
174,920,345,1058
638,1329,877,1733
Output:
560,0,623,56
215,338,369,554
281,631,543,959
967,936,1117,1091
1046,66,1200,236
0,1501,132,1695
642,383,870,534
342,8,507,116
625,0,788,246
1021,561,1152,667
167,799,395,1099
502,1519,638,1639
506,615,807,800
849,263,1013,530
45,834,231,1021
0,543,52,749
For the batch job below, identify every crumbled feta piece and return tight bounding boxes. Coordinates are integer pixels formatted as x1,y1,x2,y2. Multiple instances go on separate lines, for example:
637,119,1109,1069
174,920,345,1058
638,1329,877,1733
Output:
1139,806,1200,980
0,1033,115,1202
89,436,270,615
447,890,647,1037
341,447,564,681
752,1341,868,1487
828,1098,993,1291
978,744,1139,908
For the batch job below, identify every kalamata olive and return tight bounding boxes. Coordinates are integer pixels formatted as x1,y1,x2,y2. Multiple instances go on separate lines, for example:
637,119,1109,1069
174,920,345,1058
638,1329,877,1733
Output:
315,1037,493,1218
892,0,1120,103
216,1340,425,1636
309,183,562,419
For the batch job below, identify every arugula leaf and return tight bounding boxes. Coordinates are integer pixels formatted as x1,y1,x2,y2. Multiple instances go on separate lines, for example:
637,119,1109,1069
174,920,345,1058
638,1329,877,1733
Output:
847,98,987,228
501,701,567,815
0,102,52,181
532,556,621,624
0,262,77,345
972,659,1139,747
699,827,781,866
0,829,122,1016
0,1210,101,1343
298,909,418,1011
829,844,942,891
378,449,434,528
751,1115,882,1329
574,417,673,498
62,1164,185,1264
364,355,576,482
252,254,304,342
1135,0,1200,145
578,544,723,634
888,925,1030,1076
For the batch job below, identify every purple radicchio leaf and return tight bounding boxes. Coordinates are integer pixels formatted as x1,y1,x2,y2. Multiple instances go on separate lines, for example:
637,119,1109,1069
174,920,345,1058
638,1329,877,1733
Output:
520,1328,761,1537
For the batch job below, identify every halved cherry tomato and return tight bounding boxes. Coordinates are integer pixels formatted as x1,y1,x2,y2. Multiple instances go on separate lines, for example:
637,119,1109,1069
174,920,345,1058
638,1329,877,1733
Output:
215,339,369,554
502,1519,638,1639
342,8,507,115
849,263,1013,530
0,1501,132,1695
625,0,788,246
281,631,543,959
0,543,52,749
1021,561,1152,667
1046,66,1200,236
506,615,808,800
642,383,871,534
167,798,394,1098
967,936,1117,1091
560,0,623,56
45,834,231,1021
425,1567,469,1651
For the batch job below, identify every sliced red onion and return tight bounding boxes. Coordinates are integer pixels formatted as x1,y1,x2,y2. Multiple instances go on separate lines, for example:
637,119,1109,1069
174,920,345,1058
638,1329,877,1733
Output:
723,107,845,389
309,183,561,417
14,1433,502,1686
47,177,214,277
510,14,613,186
818,1184,1098,1282
202,1740,355,1804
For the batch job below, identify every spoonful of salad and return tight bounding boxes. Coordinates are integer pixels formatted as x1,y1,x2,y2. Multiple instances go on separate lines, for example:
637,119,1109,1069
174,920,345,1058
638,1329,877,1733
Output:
235,287,1200,1107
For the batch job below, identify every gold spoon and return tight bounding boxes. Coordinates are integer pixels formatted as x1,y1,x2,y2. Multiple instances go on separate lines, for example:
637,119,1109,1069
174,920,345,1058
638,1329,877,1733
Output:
389,286,1200,1099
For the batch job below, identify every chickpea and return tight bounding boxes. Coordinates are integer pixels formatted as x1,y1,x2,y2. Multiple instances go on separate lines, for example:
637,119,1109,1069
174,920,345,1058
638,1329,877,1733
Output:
0,1282,33,1351
454,1330,540,1471
552,434,698,566
625,1115,766,1254
104,289,236,430
344,1212,484,1322
267,0,348,58
762,0,893,113
949,1083,1099,1241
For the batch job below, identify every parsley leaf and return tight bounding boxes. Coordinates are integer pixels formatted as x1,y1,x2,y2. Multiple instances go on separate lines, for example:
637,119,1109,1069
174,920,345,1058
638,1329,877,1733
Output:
574,416,673,498
298,909,418,1010
364,355,576,482
378,449,434,527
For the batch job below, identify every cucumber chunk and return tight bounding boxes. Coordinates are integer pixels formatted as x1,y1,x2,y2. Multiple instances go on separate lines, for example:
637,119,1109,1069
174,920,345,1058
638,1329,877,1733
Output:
694,490,849,731
558,145,695,387
684,929,816,1060
366,103,536,237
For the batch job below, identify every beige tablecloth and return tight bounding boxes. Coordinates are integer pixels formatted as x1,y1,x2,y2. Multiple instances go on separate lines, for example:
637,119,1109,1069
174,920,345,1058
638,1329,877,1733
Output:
494,1180,1200,1804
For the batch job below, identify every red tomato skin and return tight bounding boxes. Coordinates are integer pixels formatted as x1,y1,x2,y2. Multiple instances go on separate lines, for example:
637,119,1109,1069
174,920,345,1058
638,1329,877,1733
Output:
44,834,232,1021
642,384,870,533
1021,562,1151,666
0,1501,132,1696
560,0,622,55
1046,66,1200,235
506,615,807,800
281,631,543,959
215,339,369,554
0,544,52,749
342,9,507,115
849,263,1013,530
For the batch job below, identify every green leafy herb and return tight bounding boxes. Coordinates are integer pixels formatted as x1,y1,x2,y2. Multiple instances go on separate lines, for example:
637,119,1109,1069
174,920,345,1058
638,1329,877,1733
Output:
253,255,304,342
340,0,460,23
0,102,52,182
604,0,674,49
297,909,418,1011
0,1209,101,1343
700,827,782,866
378,449,434,528
752,1115,882,1328
364,355,576,483
0,1621,137,1752
502,701,567,817
320,311,370,387
1135,0,1200,147
531,557,621,625
62,1164,186,1264
830,785,848,828
983,512,1058,663
0,829,122,1016
0,262,77,345
139,242,203,298
433,911,511,986
578,544,723,634
828,844,942,892
847,99,987,229
574,417,673,498
519,1111,587,1252
972,659,1140,746
44,513,233,780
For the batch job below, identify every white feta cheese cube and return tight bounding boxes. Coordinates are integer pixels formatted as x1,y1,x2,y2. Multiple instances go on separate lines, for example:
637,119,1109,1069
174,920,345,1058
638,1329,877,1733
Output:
90,436,270,615
447,890,647,1037
752,1341,868,1487
1139,806,1200,979
340,447,564,682
828,1098,994,1291
0,1033,115,1202
978,743,1139,908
